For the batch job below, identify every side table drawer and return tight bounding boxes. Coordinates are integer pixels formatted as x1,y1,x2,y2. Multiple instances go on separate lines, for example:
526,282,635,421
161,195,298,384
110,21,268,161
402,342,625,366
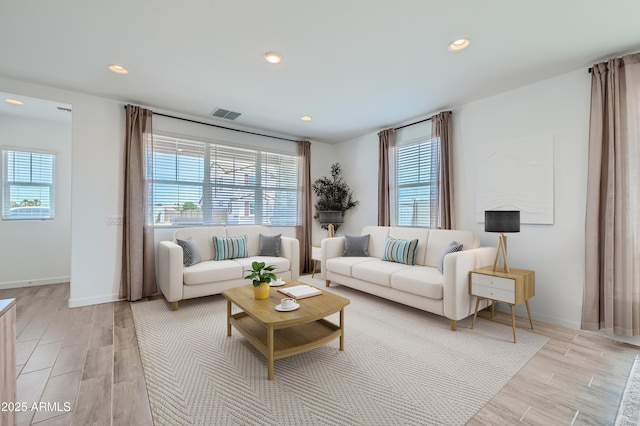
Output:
471,283,515,304
471,273,514,291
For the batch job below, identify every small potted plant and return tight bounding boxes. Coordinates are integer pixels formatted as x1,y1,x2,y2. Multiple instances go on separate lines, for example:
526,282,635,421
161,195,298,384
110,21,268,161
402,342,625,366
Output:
244,261,277,299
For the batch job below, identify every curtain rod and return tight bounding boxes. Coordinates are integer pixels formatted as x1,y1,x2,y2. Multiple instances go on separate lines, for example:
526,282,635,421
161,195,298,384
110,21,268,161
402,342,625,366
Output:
394,111,452,131
124,106,300,142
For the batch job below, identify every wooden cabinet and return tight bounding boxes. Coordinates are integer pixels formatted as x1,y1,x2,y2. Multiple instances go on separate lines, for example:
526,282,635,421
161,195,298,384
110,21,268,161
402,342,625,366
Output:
1,298,16,426
469,267,535,343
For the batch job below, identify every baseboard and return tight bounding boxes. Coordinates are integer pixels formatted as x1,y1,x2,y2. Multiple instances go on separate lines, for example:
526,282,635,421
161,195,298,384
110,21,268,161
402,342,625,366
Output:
0,277,70,290
68,293,123,308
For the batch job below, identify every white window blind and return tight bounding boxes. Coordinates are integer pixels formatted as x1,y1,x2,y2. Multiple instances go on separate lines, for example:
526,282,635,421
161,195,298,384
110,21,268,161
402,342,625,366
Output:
1,148,55,220
147,135,299,226
394,139,436,227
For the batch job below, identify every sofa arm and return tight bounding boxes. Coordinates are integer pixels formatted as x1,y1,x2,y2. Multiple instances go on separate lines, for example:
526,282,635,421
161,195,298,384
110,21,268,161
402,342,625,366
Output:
280,236,300,279
321,237,345,280
157,241,185,304
442,247,496,321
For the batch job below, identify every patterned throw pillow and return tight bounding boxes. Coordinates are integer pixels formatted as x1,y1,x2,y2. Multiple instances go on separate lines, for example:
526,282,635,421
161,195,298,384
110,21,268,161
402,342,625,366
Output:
176,238,202,267
213,235,248,260
438,241,463,273
381,236,419,265
259,234,281,256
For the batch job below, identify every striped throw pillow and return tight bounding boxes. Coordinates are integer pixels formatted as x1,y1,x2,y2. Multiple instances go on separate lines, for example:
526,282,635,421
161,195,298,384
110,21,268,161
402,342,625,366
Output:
381,236,419,265
213,235,248,260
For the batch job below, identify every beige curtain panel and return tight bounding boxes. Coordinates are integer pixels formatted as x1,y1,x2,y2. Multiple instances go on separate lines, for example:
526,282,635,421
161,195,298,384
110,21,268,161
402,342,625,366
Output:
296,140,313,274
377,128,396,226
430,111,454,230
121,105,157,301
583,52,640,336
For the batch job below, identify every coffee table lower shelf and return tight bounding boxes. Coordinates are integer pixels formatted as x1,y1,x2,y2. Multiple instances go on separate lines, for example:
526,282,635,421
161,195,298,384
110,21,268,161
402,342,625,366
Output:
230,312,342,362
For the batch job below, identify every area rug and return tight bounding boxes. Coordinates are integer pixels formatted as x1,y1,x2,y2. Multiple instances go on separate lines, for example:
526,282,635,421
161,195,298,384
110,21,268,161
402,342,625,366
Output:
131,277,549,426
616,355,640,425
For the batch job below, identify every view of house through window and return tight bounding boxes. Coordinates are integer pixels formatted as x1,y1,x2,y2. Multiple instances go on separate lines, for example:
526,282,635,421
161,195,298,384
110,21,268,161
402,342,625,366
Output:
1,148,55,220
147,134,299,226
394,138,436,227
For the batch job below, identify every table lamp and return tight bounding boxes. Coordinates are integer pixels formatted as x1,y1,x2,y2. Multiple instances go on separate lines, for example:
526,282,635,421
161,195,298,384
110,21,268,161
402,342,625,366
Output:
485,210,520,272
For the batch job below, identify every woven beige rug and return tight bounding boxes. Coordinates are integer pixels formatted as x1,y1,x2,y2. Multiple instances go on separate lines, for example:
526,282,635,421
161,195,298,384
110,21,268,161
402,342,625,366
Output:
131,277,549,426
616,355,640,425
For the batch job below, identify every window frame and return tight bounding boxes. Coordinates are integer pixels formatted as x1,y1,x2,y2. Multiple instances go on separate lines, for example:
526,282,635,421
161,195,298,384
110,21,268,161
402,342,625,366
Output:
146,134,299,227
392,137,437,228
1,146,56,221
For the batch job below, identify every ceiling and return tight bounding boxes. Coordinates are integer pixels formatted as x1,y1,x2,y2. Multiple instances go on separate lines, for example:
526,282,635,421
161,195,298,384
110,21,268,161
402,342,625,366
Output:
1,0,639,143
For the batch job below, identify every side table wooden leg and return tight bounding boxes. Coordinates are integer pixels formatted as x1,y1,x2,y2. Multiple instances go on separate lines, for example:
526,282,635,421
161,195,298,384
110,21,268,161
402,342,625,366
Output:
267,325,275,380
510,305,517,343
226,300,232,336
525,300,534,330
471,298,481,329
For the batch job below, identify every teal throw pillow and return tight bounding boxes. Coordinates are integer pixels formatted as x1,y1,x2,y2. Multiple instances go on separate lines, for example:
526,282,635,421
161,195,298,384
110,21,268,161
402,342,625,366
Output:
213,235,248,260
381,236,419,266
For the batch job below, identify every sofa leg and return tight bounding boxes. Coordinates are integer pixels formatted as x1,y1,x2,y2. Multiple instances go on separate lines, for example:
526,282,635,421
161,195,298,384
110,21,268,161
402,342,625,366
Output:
172,301,179,311
325,280,331,287
450,320,457,331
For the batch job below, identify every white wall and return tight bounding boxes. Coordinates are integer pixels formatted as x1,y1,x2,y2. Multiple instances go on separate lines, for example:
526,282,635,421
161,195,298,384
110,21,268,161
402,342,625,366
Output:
333,68,592,331
455,69,591,329
0,114,72,288
0,68,619,338
0,76,126,307
0,76,306,308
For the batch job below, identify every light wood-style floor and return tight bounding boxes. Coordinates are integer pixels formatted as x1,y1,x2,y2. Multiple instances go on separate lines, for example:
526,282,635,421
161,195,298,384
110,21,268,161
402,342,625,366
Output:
1,281,638,425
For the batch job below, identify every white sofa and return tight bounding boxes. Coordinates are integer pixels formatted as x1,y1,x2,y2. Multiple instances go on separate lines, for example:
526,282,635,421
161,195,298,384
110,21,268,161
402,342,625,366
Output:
322,226,495,330
158,225,300,310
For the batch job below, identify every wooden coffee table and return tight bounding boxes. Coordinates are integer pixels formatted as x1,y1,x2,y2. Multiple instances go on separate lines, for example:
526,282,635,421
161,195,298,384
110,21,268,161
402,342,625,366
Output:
222,280,350,380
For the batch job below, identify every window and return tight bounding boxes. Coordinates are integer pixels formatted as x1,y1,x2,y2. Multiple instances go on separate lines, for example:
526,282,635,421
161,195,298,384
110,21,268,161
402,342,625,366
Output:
393,138,437,227
2,148,55,220
147,135,299,226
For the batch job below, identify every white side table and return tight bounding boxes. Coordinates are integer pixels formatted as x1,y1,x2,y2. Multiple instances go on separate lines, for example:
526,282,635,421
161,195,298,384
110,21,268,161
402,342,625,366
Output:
469,266,535,343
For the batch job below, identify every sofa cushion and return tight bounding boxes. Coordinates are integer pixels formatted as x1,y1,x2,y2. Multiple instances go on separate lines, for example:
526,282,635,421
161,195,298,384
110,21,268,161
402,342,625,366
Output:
344,234,370,257
234,256,291,276
438,241,463,273
183,260,243,285
326,257,376,277
176,238,202,267
213,235,248,260
391,267,444,299
352,260,413,287
259,234,281,256
361,226,391,258
381,237,419,265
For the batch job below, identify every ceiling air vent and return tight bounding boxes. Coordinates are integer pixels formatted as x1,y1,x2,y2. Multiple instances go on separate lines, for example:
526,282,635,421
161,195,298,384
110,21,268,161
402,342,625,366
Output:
211,108,241,120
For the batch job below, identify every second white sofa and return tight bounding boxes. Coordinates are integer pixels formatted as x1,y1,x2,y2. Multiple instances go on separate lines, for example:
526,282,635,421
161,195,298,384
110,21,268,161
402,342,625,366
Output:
158,225,300,310
322,226,495,330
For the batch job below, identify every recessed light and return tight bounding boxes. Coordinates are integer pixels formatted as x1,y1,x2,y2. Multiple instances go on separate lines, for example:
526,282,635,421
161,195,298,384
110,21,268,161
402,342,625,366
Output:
5,98,24,106
300,116,312,121
108,64,129,74
448,38,470,52
264,52,282,64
